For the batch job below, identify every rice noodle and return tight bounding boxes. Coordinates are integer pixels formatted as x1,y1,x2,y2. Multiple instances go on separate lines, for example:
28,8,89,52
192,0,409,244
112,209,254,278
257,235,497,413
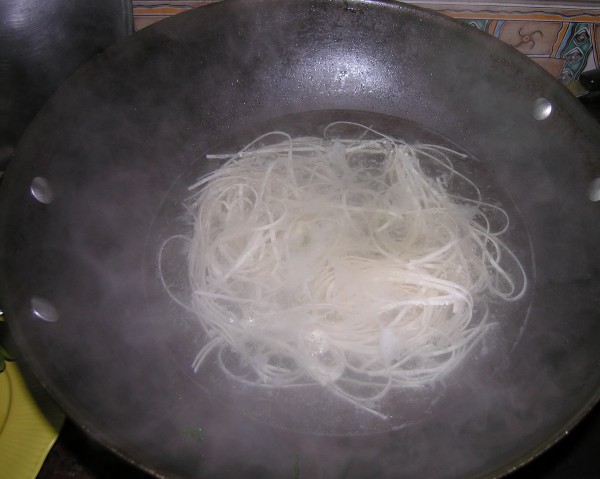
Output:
177,122,527,418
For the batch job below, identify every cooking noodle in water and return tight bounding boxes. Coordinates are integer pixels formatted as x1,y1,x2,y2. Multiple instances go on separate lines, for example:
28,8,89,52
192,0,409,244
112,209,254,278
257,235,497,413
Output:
166,122,527,418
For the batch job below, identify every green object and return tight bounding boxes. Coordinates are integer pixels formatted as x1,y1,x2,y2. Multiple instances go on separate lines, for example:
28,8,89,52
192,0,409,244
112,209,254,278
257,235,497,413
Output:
0,361,65,478
0,316,18,374
184,426,204,442
0,313,64,477
292,454,300,479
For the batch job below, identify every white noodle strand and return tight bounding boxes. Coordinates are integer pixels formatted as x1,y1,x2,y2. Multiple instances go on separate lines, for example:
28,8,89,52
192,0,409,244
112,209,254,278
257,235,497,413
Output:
174,123,527,417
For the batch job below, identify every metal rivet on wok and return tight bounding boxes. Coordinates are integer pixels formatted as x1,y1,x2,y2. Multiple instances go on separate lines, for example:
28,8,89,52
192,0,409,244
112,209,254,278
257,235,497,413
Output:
31,297,59,323
30,177,54,204
589,178,600,202
532,97,552,120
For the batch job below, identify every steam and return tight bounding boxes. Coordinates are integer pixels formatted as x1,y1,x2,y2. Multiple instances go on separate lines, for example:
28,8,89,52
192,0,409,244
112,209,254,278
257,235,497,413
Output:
1,1,598,478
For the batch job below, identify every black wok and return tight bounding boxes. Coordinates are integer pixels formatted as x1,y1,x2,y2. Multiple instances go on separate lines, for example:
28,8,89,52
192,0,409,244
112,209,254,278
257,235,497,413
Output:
1,1,599,477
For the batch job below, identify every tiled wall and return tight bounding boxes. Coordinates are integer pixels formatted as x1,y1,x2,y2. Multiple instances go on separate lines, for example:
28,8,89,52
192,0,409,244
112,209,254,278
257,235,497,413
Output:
131,1,600,83
422,1,600,84
132,1,213,30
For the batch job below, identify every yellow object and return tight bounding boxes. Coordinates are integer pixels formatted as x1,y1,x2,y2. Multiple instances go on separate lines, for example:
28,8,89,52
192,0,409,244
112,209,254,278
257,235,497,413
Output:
0,362,65,479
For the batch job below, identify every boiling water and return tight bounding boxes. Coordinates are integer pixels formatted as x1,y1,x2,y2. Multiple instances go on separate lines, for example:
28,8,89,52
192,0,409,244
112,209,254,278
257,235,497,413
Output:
149,110,534,435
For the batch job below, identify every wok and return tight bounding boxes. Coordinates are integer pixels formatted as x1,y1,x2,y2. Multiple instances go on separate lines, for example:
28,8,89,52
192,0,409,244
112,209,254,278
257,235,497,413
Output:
1,0,600,477
0,0,132,168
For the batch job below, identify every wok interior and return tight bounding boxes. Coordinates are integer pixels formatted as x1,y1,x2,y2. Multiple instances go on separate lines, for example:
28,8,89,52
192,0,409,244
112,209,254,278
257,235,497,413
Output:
149,109,535,435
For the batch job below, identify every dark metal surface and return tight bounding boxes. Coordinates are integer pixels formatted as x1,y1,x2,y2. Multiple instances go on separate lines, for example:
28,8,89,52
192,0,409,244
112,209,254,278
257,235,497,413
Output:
0,0,133,167
36,408,600,478
1,1,600,478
